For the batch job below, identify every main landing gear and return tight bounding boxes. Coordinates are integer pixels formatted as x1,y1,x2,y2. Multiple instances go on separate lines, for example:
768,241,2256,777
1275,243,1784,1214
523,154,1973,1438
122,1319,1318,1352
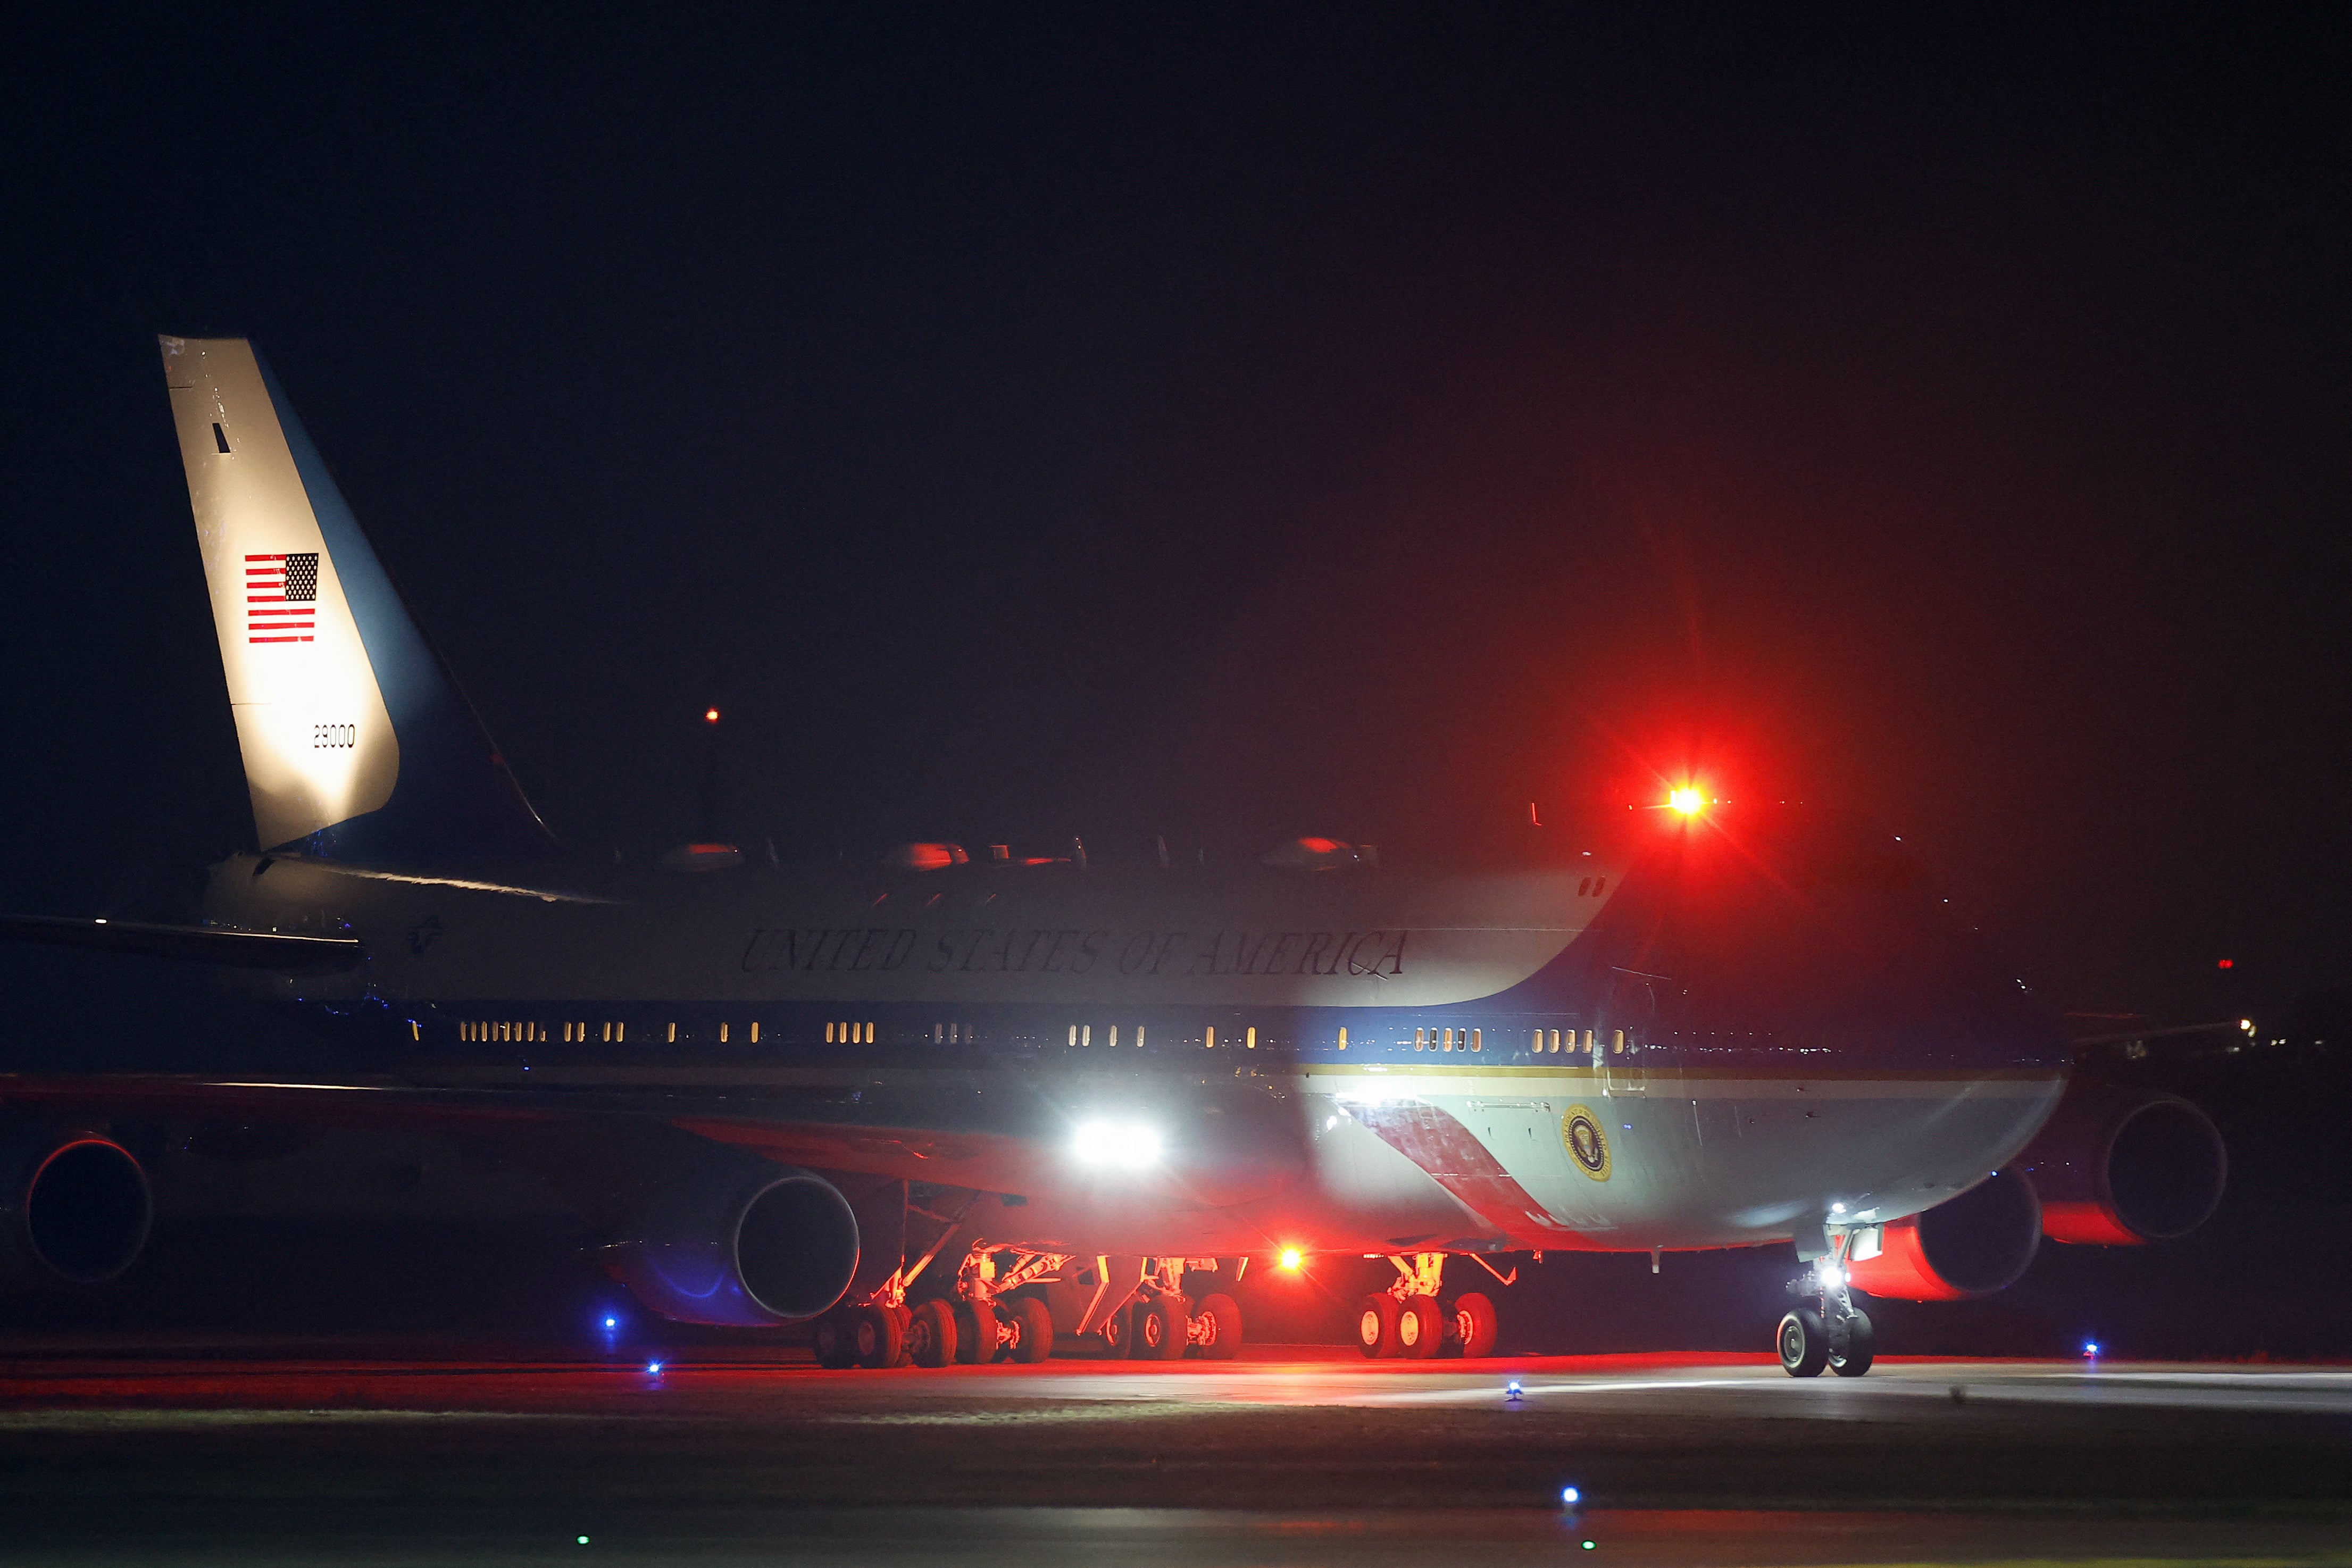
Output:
1355,1252,1506,1360
814,1247,1250,1368
1776,1234,1874,1378
1085,1257,1245,1362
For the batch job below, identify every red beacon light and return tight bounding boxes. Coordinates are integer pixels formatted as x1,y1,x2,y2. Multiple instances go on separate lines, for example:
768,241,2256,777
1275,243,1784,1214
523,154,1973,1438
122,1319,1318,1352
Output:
704,707,721,724
1666,787,1707,816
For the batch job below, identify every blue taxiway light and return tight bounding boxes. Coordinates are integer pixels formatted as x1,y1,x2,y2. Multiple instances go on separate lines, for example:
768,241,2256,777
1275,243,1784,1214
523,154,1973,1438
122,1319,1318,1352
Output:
1561,1485,1580,1506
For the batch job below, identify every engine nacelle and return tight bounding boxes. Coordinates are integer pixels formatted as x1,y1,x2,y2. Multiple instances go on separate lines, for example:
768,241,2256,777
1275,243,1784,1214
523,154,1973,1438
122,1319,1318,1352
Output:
0,1131,153,1286
603,1157,860,1327
2016,1077,2227,1245
1847,1166,2042,1301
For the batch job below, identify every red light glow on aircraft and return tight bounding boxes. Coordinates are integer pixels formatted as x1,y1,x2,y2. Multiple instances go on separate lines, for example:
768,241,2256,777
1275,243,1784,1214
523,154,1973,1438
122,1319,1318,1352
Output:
1667,787,1707,815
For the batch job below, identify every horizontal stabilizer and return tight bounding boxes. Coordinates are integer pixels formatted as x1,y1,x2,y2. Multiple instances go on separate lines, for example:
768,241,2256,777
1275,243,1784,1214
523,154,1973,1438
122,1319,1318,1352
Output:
0,914,363,974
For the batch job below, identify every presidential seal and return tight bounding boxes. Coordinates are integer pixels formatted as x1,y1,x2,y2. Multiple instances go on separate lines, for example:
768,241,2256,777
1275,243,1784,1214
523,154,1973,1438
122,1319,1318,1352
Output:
1561,1104,1612,1182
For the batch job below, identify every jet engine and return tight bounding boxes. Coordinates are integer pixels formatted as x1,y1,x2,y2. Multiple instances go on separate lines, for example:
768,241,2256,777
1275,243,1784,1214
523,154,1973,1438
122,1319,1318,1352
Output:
0,1130,153,1287
2015,1077,2227,1245
1846,1167,2042,1301
602,1156,860,1327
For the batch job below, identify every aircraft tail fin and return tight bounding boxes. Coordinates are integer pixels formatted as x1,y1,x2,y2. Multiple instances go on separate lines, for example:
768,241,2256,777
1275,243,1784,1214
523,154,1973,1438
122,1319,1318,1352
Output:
157,336,557,863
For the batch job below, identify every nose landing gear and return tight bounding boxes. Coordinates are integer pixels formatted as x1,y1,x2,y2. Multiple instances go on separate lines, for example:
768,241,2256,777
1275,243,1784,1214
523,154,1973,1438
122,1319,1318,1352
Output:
1777,1234,1874,1378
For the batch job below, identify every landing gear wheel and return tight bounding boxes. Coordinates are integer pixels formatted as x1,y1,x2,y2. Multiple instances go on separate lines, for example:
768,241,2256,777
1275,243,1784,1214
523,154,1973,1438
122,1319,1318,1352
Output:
1135,1294,1187,1360
1193,1292,1243,1361
1450,1291,1500,1359
954,1300,999,1364
908,1298,958,1367
850,1303,903,1369
813,1308,859,1369
1778,1307,1830,1377
1397,1294,1442,1359
1004,1296,1054,1363
1102,1303,1135,1358
1356,1292,1402,1358
887,1303,915,1367
1829,1308,1875,1378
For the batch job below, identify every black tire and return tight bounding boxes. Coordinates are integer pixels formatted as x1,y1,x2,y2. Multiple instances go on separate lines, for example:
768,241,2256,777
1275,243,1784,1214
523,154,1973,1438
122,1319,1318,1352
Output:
1398,1294,1443,1359
1101,1302,1136,1358
850,1303,903,1369
1829,1308,1875,1378
1778,1307,1829,1377
1450,1291,1500,1359
908,1298,957,1368
887,1303,915,1367
1005,1296,1054,1364
1194,1292,1243,1361
813,1308,860,1369
955,1300,999,1365
1356,1293,1401,1358
1135,1295,1187,1360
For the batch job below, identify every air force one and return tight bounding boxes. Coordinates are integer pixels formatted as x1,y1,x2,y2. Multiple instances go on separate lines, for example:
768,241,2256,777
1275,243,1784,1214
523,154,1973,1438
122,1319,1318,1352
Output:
0,336,2227,1373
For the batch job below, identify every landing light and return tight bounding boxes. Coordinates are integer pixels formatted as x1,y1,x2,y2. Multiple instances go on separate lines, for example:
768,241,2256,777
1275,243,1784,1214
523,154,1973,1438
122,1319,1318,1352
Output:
1666,787,1706,816
1072,1119,1163,1169
1278,1248,1303,1271
703,707,720,724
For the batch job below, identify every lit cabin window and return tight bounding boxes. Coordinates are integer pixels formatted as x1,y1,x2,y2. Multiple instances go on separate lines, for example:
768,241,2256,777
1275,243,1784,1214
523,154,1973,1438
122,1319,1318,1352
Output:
1471,1029,1482,1052
667,1022,677,1044
949,1023,960,1044
1612,1029,1625,1054
410,1020,420,1041
1109,1025,1119,1047
749,1022,760,1043
1136,1026,1145,1047
1582,1029,1595,1050
1414,1028,1427,1050
1246,1027,1257,1049
1082,1025,1091,1047
933,1023,943,1044
1338,1027,1348,1050
1206,1025,1217,1049
1531,1029,1541,1050
1442,1027,1454,1052
1068,1024,1078,1047
719,1022,730,1044
825,1021,836,1044
1552,1029,1563,1053
615,1022,625,1043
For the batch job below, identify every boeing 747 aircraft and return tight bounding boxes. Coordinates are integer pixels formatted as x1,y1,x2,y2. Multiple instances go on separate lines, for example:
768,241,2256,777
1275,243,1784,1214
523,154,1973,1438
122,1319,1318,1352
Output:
0,338,2228,1373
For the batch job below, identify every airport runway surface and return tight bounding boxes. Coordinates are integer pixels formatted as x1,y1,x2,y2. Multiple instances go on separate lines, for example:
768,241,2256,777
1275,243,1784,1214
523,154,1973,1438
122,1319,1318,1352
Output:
1,1341,2347,1564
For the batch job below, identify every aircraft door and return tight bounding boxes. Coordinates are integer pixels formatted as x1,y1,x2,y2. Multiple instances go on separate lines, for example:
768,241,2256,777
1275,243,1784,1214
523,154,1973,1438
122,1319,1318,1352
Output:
1598,966,1673,1098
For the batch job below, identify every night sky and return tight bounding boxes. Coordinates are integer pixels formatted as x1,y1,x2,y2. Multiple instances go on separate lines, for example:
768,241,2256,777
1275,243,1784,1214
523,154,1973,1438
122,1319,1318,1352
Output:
10,7,2349,1024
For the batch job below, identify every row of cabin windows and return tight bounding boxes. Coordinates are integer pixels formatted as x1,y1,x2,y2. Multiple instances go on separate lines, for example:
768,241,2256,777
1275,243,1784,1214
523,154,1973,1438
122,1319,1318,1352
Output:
452,1019,1616,1055
1531,1028,1629,1054
458,1020,639,1044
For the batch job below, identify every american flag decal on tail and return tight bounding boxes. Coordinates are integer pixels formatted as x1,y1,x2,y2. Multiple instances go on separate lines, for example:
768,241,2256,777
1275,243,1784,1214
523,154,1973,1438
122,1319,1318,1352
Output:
246,552,319,643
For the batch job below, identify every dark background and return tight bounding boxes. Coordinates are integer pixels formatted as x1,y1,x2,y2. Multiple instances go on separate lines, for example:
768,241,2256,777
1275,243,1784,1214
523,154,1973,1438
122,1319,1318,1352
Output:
5,7,2349,1350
